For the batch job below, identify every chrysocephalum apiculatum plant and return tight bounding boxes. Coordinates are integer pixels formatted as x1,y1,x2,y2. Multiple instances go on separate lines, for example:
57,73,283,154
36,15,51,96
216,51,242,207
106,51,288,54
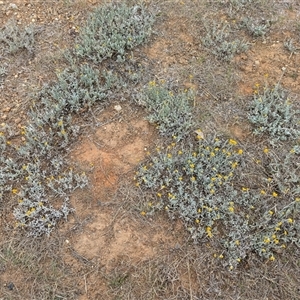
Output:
135,78,300,269
75,1,155,63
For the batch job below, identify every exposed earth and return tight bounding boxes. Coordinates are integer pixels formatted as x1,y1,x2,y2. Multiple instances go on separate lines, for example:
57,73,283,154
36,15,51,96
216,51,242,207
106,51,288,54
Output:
0,0,300,299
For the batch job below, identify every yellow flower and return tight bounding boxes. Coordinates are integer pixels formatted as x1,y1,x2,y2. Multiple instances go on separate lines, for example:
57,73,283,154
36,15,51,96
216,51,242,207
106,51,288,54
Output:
231,162,238,169
263,148,269,154
179,177,183,181
157,192,162,198
219,254,224,259
228,206,234,213
195,219,200,224
57,120,63,126
229,139,237,145
210,152,215,157
287,218,293,224
167,153,172,159
237,149,243,155
61,130,66,135
190,163,195,169
191,176,196,182
197,208,201,213
18,199,23,204
140,211,146,216
143,165,147,170
269,255,275,261
22,165,27,170
210,189,215,194
229,265,233,270
295,197,300,202
206,226,211,232
6,141,11,145
267,178,272,182
12,188,18,194
235,240,240,246
264,237,270,244
237,258,241,262
242,187,249,192
261,248,266,253
269,210,274,216
207,231,213,238
272,192,278,197
260,190,266,195
178,150,183,155
281,244,286,248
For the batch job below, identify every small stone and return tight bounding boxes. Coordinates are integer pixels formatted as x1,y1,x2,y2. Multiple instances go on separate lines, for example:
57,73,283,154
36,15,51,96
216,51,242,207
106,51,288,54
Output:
114,104,122,112
255,60,260,66
0,1,4,4
3,107,11,112
65,239,69,244
15,117,21,124
1,114,7,120
282,67,286,71
8,3,18,10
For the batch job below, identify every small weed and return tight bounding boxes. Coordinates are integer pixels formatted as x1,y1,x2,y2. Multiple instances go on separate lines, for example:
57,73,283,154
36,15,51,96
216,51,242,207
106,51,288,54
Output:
201,21,249,61
0,19,37,54
284,38,298,54
241,17,272,38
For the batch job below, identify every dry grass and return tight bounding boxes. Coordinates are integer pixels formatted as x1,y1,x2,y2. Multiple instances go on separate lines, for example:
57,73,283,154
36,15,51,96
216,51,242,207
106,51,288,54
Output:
0,0,300,299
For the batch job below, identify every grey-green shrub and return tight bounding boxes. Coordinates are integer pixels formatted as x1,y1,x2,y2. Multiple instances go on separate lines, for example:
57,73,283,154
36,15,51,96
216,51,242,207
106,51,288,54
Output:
142,82,195,140
248,84,300,141
75,2,155,63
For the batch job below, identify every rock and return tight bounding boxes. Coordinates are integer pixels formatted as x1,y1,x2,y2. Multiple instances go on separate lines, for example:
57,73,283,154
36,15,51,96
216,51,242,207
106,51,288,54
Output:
15,117,21,124
1,114,7,120
8,3,18,10
255,60,260,66
2,107,11,113
114,104,122,112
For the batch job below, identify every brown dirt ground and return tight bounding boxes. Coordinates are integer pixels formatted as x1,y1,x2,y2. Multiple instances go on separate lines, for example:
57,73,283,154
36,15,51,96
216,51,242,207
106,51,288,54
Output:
1,0,300,299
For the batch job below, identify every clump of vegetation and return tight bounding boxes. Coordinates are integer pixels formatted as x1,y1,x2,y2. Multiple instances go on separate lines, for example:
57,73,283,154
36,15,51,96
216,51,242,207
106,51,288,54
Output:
241,17,271,37
75,2,155,63
0,2,156,237
248,84,300,142
201,21,249,61
136,134,300,269
0,19,36,54
142,82,195,140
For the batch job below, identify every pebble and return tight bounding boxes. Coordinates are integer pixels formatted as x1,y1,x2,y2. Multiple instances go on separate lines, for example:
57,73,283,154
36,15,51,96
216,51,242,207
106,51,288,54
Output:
8,3,18,10
2,107,11,113
255,60,260,66
1,114,7,120
15,117,21,124
114,104,122,112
